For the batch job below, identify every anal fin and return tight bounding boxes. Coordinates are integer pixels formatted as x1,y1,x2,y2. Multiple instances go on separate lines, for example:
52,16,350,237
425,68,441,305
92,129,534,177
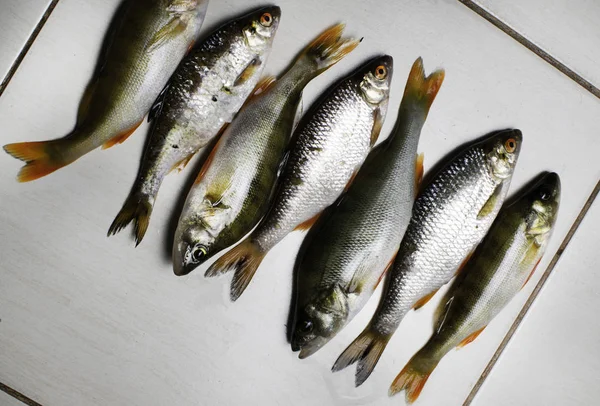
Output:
294,212,321,232
415,153,424,195
457,326,486,348
169,153,195,174
413,288,439,310
102,120,143,150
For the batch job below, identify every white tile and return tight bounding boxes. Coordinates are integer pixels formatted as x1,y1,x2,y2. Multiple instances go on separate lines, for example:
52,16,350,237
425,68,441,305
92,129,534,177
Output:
473,195,600,406
0,390,26,406
471,0,600,89
0,0,53,83
0,0,599,405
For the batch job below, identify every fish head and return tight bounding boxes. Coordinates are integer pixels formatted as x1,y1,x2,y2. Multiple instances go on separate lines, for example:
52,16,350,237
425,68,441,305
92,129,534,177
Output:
525,172,561,241
291,286,349,358
485,129,523,180
359,55,394,105
242,6,281,50
172,221,216,276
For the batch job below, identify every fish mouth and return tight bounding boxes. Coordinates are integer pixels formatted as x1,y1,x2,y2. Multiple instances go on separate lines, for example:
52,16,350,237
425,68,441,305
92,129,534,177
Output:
293,337,329,359
172,241,200,276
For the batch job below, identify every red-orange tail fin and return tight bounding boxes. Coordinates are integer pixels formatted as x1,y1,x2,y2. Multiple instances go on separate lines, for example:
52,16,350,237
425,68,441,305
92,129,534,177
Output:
402,57,445,115
4,141,67,182
389,353,439,404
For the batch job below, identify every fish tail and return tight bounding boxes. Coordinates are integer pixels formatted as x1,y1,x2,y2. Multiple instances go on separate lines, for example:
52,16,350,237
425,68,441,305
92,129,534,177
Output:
332,326,391,386
402,57,445,113
301,23,360,74
107,193,154,246
205,238,266,301
3,139,71,182
389,351,439,404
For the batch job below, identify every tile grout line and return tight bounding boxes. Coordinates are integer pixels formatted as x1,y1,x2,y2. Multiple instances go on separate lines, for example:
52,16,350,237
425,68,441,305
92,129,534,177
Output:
459,0,600,100
463,179,600,406
0,0,61,98
0,382,43,406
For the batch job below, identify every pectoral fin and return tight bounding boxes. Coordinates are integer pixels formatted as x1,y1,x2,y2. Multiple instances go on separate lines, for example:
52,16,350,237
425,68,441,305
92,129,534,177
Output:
234,58,262,87
370,107,384,146
147,14,190,52
412,288,439,310
414,153,424,195
294,212,321,232
478,183,502,219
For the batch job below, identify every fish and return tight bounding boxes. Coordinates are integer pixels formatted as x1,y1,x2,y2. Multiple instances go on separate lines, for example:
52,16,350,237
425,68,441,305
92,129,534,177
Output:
290,58,445,359
172,24,360,276
108,6,281,245
333,128,523,386
4,0,209,182
390,172,561,403
205,54,395,301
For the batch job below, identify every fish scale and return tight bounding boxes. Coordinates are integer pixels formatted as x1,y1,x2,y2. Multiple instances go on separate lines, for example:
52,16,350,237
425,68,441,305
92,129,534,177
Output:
109,7,280,244
390,172,560,404
333,129,522,386
290,59,445,359
255,79,377,251
205,54,393,301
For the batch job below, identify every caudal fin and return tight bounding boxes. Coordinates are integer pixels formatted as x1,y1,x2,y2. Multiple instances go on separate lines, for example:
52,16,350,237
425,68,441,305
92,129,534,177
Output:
332,326,391,386
389,353,439,404
205,238,266,301
4,141,68,182
300,23,360,75
107,193,154,246
402,57,445,115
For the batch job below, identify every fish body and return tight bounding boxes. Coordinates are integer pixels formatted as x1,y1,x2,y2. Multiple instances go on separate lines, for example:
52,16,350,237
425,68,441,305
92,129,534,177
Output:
290,58,445,358
172,24,360,276
5,0,209,182
109,6,281,244
333,129,523,385
390,172,561,403
206,54,394,301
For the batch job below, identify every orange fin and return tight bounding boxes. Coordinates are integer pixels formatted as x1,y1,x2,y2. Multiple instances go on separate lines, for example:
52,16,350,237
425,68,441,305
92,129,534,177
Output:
415,152,424,194
247,75,276,101
457,326,486,348
102,120,143,150
169,153,195,174
413,288,439,310
4,141,66,182
455,251,474,276
403,57,445,114
294,212,321,232
344,169,360,192
300,23,360,74
376,253,396,288
389,355,438,403
370,106,385,146
522,258,542,289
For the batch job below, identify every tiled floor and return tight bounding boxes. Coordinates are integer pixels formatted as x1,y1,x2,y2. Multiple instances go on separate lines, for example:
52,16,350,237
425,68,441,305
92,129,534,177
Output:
0,1,598,405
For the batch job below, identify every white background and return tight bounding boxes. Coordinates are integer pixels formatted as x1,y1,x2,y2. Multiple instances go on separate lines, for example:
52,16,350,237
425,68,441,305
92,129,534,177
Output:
0,0,599,405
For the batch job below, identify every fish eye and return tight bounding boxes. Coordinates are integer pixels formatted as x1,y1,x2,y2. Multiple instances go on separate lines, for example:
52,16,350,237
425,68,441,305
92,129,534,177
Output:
300,320,313,333
504,138,517,153
374,65,387,80
260,12,273,27
539,187,552,201
191,245,208,263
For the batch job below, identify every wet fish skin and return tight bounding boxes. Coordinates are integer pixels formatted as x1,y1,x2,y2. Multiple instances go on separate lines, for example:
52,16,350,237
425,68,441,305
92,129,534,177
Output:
108,6,281,245
4,0,209,182
390,172,561,403
333,129,523,386
206,54,394,301
172,24,360,277
290,58,445,359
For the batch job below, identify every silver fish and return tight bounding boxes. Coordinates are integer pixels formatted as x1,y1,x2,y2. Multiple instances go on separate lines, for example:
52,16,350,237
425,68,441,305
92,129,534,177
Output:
390,172,560,403
109,6,281,244
4,0,209,181
333,129,523,386
290,58,445,358
206,55,395,301
172,24,360,276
